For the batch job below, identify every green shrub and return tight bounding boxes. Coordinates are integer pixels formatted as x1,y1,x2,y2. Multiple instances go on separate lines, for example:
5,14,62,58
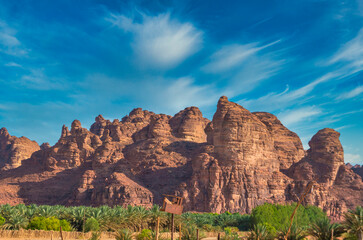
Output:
251,203,326,232
0,215,5,226
137,229,153,240
28,216,72,231
181,224,205,240
85,217,100,232
223,227,240,240
88,231,101,240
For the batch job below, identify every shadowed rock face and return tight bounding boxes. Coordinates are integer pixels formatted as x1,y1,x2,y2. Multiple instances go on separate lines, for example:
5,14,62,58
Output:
0,96,361,219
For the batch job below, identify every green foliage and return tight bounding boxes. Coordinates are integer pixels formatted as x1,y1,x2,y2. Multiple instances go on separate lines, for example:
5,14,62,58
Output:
181,224,206,240
307,217,344,240
182,211,251,231
2,212,29,230
137,229,153,240
28,216,72,231
85,217,100,232
277,224,307,240
343,206,363,240
114,228,133,240
223,226,240,240
248,223,270,240
0,215,5,226
251,203,326,232
88,231,101,240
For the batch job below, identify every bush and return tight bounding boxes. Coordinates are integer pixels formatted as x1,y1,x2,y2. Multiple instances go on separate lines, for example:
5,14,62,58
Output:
251,203,326,232
137,229,153,240
0,215,5,226
28,216,72,231
85,217,100,232
223,227,240,240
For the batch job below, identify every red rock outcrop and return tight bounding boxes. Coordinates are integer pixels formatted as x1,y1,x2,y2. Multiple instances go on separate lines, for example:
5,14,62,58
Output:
0,128,40,169
0,96,361,219
253,112,305,169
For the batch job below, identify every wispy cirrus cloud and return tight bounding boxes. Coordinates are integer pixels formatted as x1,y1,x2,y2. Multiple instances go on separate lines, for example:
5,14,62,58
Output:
277,106,322,127
336,86,363,100
0,20,28,56
203,40,285,96
345,153,362,165
239,73,337,111
202,41,280,73
107,12,203,69
4,62,22,68
329,27,363,74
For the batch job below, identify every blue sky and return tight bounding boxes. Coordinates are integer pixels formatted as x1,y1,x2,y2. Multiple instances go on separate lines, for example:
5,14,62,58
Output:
0,0,362,165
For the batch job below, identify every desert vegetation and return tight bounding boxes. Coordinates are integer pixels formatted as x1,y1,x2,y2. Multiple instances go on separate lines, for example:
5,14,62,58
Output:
0,203,362,240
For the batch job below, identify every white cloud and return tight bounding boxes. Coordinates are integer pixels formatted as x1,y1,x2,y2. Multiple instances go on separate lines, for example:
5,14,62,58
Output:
329,28,363,74
108,12,202,69
19,69,65,90
345,153,363,165
0,21,27,56
336,86,363,100
131,76,219,113
4,62,22,68
203,40,280,73
239,72,337,111
278,106,322,127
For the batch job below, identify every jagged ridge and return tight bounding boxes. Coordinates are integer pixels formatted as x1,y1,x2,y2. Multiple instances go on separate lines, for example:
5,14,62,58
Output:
0,96,361,219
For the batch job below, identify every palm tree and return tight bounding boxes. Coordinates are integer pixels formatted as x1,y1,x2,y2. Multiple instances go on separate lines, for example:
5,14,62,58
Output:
114,228,133,240
277,224,307,240
248,223,270,240
307,217,344,240
2,211,28,230
343,206,363,240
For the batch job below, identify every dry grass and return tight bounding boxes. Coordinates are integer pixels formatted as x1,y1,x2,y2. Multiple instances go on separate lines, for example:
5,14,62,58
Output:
0,229,231,240
0,229,115,240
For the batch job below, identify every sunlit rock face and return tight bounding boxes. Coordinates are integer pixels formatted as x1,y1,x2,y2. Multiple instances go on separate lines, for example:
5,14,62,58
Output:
0,97,361,220
0,127,40,170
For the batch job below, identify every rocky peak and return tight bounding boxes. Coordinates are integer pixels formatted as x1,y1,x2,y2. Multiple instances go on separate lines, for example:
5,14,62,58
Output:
71,120,82,132
253,112,305,169
0,127,10,138
61,125,70,138
40,143,51,150
0,129,40,169
288,128,344,185
170,107,209,142
207,96,278,168
308,128,344,165
90,115,109,136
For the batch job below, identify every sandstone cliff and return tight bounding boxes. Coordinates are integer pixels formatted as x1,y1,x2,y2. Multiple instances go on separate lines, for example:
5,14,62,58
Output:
0,128,40,170
0,97,361,219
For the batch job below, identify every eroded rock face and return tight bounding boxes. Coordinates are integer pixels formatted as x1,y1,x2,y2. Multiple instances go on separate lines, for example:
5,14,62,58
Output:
351,165,363,179
0,128,40,169
253,112,305,169
288,128,344,185
0,97,361,220
206,96,279,169
170,107,210,142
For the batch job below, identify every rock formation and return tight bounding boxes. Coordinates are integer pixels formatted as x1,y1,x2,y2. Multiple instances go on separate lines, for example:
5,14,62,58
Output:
0,128,40,169
0,96,361,219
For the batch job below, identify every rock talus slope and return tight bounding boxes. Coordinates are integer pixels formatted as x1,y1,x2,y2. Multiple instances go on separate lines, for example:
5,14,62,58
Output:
0,96,361,218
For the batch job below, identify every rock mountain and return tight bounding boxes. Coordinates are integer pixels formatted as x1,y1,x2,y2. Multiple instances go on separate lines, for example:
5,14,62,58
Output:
0,96,361,219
